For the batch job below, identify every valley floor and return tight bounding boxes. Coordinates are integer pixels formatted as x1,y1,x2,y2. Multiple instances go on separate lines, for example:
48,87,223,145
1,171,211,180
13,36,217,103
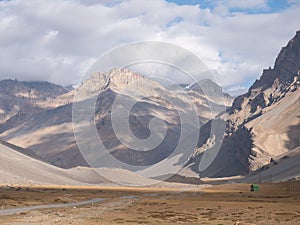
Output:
0,182,300,225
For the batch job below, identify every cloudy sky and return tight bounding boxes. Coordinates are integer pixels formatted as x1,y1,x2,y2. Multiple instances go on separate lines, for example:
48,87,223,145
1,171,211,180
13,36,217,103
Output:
1,0,300,95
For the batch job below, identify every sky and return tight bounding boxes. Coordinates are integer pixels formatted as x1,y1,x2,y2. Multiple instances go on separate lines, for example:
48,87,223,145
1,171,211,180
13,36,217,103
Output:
0,0,300,95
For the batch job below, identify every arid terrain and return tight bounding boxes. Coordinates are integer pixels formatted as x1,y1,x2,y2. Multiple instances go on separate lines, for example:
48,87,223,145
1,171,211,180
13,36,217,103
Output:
0,1,300,225
0,182,299,225
0,31,299,225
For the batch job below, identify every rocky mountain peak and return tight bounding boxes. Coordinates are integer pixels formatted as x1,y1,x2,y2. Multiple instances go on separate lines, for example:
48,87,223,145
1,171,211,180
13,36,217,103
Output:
187,79,233,109
81,68,162,116
274,30,300,73
229,31,300,126
76,68,166,102
189,79,220,93
251,30,300,91
90,68,145,89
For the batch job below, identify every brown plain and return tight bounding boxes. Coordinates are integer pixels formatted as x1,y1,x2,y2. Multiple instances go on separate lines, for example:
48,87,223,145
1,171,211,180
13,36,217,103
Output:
0,181,299,225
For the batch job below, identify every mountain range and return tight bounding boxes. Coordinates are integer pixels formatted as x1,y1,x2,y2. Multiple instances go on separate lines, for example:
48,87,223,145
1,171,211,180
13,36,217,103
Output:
0,31,299,184
0,68,232,169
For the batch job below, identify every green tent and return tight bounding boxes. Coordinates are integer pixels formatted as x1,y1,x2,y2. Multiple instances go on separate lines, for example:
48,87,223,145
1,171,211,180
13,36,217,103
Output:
251,184,260,192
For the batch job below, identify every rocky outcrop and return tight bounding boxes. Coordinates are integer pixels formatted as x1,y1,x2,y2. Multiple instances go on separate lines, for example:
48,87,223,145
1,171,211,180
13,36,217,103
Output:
229,31,300,128
190,31,300,177
227,31,300,171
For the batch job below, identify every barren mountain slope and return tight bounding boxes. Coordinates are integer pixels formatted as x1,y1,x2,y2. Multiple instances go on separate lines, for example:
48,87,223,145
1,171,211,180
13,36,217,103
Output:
0,80,68,124
0,142,108,185
245,147,300,183
245,87,300,170
0,141,201,187
227,30,300,171
0,69,231,168
189,31,300,178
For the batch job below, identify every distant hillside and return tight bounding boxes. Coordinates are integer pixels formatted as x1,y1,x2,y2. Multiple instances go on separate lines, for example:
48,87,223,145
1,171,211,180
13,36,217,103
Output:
0,79,68,123
0,69,231,169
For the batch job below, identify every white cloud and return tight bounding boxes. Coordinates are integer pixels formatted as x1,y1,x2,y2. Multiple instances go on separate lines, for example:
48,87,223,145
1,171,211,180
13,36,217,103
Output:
0,0,299,92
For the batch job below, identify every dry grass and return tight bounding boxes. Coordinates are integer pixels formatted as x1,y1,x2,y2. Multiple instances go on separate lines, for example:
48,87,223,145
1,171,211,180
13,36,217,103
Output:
0,181,299,225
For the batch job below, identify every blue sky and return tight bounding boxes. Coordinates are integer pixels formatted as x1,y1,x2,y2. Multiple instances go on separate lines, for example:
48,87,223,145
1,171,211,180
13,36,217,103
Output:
167,0,293,13
0,0,299,95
